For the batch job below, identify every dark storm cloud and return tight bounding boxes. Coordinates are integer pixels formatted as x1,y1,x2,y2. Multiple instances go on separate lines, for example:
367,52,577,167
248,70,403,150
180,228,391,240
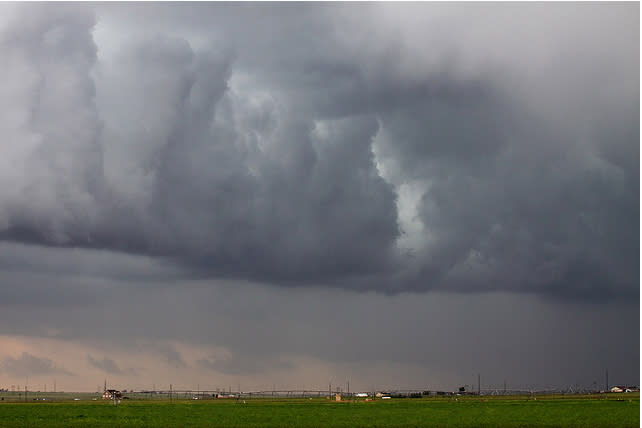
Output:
196,353,293,376
0,242,182,282
87,355,136,376
374,81,639,299
1,352,72,377
151,343,186,368
1,5,399,284
0,3,637,301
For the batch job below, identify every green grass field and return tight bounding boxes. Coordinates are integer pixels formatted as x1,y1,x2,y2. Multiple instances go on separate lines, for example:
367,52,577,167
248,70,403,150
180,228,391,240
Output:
0,394,638,427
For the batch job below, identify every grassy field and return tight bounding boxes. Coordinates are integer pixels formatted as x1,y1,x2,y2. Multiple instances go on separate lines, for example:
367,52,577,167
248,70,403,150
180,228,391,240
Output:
0,394,638,427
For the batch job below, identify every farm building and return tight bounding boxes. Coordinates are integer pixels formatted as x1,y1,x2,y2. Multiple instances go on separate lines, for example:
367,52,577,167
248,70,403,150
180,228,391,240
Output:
102,389,122,399
213,393,236,399
610,386,638,393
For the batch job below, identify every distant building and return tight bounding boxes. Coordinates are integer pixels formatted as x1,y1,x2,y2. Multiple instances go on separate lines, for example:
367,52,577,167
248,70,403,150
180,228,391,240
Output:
611,386,638,393
102,389,122,399
213,393,235,399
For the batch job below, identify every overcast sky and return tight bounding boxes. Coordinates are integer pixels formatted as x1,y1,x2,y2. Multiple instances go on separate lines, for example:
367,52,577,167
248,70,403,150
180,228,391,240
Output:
0,3,638,393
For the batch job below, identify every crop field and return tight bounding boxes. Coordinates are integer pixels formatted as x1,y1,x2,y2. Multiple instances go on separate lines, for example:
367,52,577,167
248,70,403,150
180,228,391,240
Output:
0,394,638,427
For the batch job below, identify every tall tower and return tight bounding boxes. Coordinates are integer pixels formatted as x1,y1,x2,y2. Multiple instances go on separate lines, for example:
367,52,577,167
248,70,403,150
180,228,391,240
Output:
104,379,107,392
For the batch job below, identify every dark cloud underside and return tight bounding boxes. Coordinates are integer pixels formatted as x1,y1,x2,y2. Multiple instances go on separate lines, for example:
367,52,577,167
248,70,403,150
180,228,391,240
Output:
0,3,637,302
1,352,72,377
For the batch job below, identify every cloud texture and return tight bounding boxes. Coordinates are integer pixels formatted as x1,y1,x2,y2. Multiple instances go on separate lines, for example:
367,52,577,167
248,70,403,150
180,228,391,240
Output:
1,352,72,377
0,3,638,301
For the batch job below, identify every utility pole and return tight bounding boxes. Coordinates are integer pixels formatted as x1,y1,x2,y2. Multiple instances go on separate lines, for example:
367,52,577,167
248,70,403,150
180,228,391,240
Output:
605,369,609,392
478,374,480,396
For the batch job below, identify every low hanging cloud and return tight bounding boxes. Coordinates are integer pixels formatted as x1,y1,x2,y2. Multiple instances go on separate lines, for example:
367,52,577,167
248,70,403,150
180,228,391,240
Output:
1,352,73,377
0,3,637,301
151,343,187,368
196,354,294,376
87,355,137,376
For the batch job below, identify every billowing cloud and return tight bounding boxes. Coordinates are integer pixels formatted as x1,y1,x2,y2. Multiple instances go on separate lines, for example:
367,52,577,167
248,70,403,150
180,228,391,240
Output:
0,2,637,302
0,4,102,245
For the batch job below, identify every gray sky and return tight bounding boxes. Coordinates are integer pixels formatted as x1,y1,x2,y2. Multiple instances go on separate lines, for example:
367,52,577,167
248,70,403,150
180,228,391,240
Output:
0,3,638,392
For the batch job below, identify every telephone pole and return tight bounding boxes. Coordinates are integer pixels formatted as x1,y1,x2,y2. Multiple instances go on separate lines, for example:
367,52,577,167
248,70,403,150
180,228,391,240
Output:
477,374,480,396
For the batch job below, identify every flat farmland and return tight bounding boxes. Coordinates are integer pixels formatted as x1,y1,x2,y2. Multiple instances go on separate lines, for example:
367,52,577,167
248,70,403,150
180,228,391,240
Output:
0,394,638,427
